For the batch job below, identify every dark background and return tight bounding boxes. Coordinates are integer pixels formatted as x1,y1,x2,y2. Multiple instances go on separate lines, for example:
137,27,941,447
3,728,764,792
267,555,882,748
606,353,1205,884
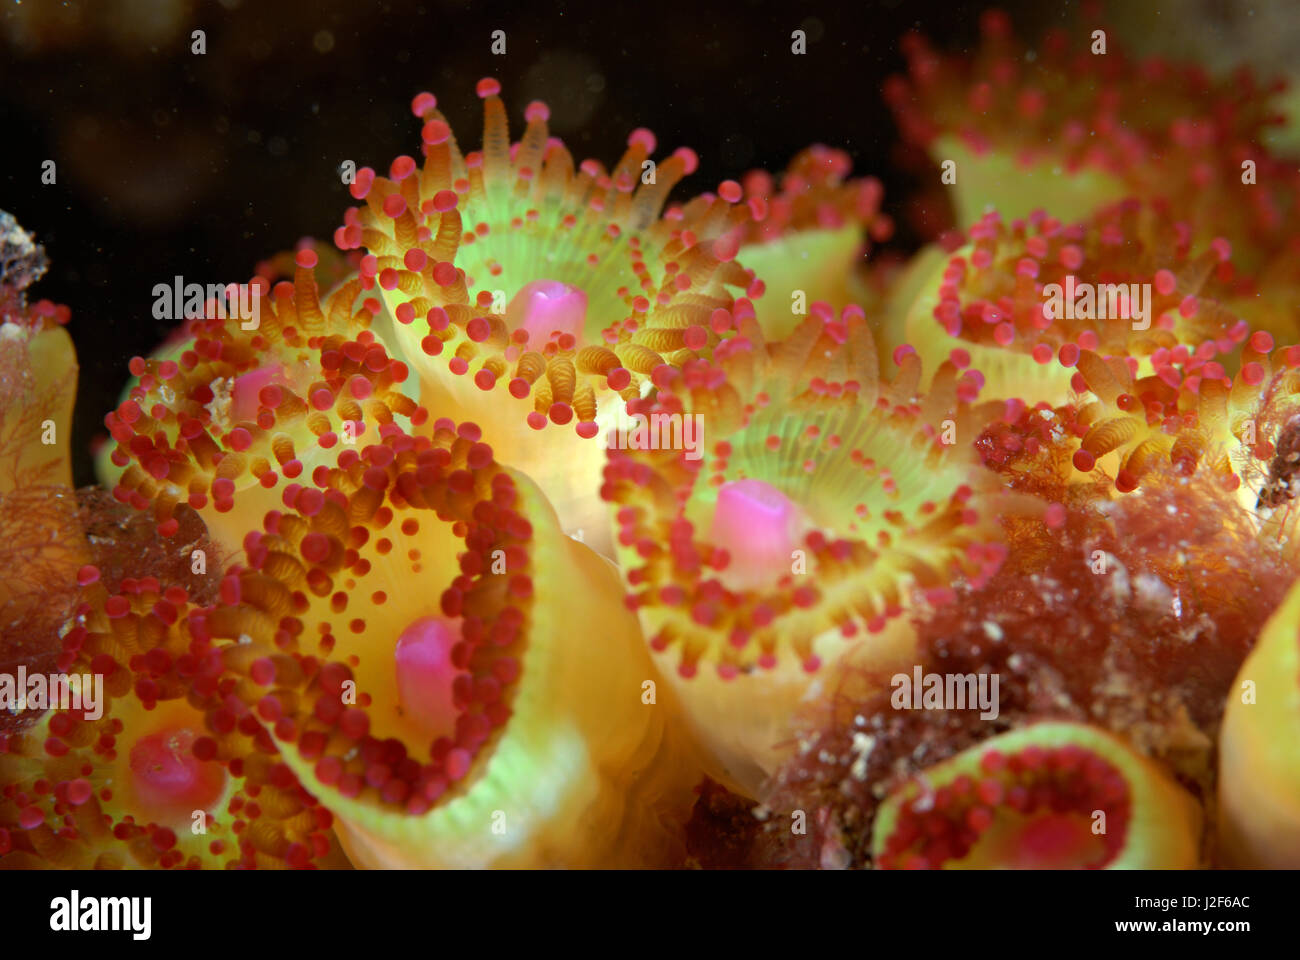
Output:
0,0,1091,484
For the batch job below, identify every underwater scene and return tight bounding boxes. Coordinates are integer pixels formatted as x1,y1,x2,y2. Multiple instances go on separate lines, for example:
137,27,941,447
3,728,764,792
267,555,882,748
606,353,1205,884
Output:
1,0,1299,876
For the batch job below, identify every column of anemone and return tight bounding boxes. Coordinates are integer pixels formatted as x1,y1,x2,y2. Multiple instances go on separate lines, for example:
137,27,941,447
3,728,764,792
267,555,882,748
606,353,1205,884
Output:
734,145,894,339
96,253,420,555
870,722,1203,869
1064,330,1300,499
895,201,1247,408
191,417,697,868
334,79,758,553
882,8,1298,252
1218,577,1300,867
0,573,336,869
0,296,77,492
600,305,1014,797
0,297,87,673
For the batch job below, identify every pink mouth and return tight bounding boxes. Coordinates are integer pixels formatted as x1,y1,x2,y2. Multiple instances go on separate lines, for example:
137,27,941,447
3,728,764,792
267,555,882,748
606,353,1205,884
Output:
710,479,802,589
506,280,588,348
129,728,228,818
394,617,465,739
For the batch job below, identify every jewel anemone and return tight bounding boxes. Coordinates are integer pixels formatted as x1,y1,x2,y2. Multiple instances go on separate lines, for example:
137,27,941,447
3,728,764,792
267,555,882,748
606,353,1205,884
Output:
602,305,1015,795
871,722,1203,869
336,78,759,555
1,258,341,867
894,201,1247,407
191,418,697,868
734,145,894,340
95,252,420,556
1062,329,1300,502
0,574,340,869
884,9,1299,271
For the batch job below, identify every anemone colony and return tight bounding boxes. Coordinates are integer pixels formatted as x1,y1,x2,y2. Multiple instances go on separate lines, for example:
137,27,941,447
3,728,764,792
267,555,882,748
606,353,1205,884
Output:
3,12,1300,870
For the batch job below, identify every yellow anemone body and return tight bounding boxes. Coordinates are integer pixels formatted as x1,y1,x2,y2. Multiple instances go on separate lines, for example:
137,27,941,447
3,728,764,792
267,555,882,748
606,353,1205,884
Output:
293,471,696,868
1218,577,1300,867
872,722,1203,869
